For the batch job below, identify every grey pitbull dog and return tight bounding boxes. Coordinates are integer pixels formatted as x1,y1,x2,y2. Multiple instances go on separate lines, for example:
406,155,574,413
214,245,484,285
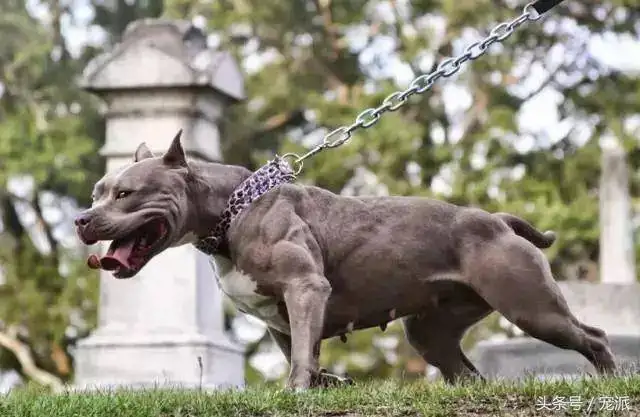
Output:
75,132,616,390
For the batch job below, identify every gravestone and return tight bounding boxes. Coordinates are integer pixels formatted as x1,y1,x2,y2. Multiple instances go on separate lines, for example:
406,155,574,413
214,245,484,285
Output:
73,19,246,390
471,141,640,380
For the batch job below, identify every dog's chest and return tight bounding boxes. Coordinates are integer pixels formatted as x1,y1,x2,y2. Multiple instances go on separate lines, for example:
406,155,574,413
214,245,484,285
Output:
210,256,290,334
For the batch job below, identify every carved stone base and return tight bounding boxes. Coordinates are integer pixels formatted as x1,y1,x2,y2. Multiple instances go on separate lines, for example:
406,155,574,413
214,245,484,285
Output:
74,329,245,390
470,335,640,381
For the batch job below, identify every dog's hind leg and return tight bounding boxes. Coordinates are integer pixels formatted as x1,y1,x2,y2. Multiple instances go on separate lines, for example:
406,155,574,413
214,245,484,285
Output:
402,315,482,384
466,233,617,377
402,287,492,384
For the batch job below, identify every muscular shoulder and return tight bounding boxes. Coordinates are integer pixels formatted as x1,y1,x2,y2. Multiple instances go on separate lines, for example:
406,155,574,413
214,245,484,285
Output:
230,183,325,271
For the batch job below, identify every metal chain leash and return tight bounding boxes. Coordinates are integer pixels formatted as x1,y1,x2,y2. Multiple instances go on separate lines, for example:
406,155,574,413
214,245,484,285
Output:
282,0,561,175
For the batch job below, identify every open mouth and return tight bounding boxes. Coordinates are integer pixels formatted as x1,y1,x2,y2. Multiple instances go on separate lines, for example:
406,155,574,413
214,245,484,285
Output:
87,218,168,279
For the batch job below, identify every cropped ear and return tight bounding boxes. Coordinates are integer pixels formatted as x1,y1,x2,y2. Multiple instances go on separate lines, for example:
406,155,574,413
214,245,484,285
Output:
162,129,188,168
133,142,154,162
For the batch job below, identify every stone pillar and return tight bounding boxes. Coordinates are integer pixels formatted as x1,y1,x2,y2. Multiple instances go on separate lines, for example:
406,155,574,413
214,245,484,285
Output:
599,141,636,284
73,19,246,390
470,140,640,380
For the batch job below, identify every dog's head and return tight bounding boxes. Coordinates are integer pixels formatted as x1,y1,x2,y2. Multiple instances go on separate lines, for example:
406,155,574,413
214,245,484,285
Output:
75,130,194,279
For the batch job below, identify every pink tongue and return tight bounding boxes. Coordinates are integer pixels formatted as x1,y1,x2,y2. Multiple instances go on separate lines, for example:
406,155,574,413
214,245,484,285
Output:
100,239,136,271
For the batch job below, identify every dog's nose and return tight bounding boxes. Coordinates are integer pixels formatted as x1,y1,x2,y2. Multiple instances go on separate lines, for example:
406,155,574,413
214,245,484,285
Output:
74,213,92,227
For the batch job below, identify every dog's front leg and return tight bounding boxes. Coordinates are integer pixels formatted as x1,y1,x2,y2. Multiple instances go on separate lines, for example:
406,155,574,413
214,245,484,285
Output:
282,274,331,390
268,327,353,388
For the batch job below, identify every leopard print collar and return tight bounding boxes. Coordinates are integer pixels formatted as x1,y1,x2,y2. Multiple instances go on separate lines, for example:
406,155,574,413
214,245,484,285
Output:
194,157,296,256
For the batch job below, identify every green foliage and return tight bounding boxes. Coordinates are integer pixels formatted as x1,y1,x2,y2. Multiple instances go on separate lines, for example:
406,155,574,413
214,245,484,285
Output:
93,0,165,44
0,0,164,386
0,238,98,381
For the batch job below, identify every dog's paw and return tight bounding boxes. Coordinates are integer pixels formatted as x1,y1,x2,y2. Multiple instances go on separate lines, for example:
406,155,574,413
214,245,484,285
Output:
312,368,354,389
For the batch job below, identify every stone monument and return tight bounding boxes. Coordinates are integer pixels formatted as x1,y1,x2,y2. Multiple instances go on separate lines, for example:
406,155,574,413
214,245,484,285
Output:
471,141,640,380
73,19,246,390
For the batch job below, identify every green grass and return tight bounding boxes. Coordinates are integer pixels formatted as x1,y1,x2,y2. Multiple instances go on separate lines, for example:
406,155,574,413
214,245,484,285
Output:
2,376,639,417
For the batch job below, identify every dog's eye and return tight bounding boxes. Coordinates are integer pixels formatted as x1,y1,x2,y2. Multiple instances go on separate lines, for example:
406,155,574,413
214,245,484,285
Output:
116,190,133,200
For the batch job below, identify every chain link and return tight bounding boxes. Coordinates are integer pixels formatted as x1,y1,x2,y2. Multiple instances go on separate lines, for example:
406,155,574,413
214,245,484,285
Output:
283,2,543,175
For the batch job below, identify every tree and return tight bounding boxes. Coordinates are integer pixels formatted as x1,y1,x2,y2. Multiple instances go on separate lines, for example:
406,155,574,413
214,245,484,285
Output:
0,0,103,389
0,0,165,390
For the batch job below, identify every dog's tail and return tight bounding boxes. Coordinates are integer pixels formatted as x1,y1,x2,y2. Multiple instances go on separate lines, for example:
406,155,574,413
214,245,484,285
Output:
494,213,556,249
